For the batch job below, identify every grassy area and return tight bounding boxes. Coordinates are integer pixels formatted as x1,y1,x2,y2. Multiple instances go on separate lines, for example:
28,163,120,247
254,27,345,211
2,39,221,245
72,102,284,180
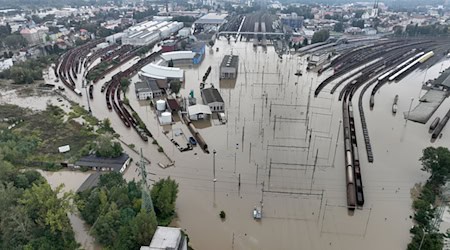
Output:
0,104,98,169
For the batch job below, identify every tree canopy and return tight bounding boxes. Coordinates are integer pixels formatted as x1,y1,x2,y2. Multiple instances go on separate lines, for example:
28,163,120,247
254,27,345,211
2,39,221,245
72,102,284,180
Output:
311,29,330,44
407,147,450,250
76,173,178,248
94,134,123,158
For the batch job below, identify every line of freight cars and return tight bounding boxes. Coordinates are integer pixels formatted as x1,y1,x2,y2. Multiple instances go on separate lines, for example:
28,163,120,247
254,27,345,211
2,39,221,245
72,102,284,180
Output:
342,98,364,210
103,50,162,141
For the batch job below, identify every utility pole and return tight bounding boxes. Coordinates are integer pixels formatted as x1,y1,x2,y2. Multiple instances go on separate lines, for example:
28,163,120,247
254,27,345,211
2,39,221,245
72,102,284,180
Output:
213,149,217,182
310,149,319,193
405,98,414,125
138,148,155,216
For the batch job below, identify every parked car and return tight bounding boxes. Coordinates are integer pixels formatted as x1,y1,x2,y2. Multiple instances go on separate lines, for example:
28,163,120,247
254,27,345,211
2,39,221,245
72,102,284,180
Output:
189,137,197,145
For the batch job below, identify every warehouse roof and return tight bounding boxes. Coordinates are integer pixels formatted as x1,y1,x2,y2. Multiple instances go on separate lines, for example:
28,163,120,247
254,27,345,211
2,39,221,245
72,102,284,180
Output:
161,51,196,61
435,68,450,88
188,104,212,116
220,55,238,69
201,87,224,104
195,13,228,25
140,63,184,80
77,172,102,193
147,227,183,250
75,153,130,172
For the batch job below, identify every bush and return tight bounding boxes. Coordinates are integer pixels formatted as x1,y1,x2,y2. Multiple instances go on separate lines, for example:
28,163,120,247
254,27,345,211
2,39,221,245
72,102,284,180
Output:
219,211,226,219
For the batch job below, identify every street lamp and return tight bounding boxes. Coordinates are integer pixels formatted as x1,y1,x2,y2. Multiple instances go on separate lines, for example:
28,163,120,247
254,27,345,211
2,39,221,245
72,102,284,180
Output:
213,149,217,182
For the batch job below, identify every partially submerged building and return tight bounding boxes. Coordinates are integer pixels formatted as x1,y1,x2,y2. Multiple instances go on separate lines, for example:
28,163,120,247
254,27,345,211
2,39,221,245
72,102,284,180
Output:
201,87,224,112
188,104,212,120
74,153,131,173
135,79,164,100
140,226,187,250
140,63,184,82
219,55,239,79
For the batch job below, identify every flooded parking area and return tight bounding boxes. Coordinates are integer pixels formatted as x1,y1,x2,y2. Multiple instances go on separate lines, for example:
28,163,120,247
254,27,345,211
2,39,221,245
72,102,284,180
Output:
15,39,450,249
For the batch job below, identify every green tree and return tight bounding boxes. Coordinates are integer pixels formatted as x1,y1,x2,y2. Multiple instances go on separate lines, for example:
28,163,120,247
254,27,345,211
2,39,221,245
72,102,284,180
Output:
20,183,73,233
151,177,178,224
4,34,27,49
169,80,182,94
311,30,330,44
334,22,344,32
130,209,157,246
303,37,308,46
420,147,450,186
352,19,365,29
95,134,123,158
99,172,126,190
92,202,122,245
120,77,130,92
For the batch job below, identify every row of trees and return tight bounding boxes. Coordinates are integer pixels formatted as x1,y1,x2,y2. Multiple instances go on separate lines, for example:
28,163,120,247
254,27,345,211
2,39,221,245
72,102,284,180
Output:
0,56,57,84
408,147,450,250
76,173,179,249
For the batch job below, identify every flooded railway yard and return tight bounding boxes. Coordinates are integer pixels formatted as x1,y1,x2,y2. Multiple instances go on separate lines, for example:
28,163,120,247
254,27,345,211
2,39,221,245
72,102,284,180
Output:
5,37,450,249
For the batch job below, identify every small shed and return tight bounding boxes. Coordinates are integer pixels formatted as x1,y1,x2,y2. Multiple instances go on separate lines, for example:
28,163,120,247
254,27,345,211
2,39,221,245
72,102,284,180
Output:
188,104,212,120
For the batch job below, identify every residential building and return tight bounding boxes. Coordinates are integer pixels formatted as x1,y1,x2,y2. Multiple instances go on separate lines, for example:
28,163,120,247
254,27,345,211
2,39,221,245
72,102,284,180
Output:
219,55,239,79
140,226,187,250
201,87,224,112
20,27,49,45
135,79,164,100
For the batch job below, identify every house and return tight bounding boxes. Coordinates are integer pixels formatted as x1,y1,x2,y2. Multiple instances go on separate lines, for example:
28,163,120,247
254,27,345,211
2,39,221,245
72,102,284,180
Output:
135,80,164,100
140,226,187,250
188,104,212,120
219,55,239,79
201,87,224,112
74,153,131,173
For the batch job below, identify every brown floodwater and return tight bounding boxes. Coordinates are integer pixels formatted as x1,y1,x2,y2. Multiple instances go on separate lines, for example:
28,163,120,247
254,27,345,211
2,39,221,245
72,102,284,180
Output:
7,40,450,250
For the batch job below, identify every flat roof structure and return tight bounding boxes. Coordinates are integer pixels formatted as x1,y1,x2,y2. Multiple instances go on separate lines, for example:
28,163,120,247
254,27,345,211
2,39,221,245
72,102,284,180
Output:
140,63,184,80
148,227,182,250
201,87,224,104
195,13,228,25
188,104,212,116
77,172,102,193
75,153,130,172
435,68,450,88
220,55,239,69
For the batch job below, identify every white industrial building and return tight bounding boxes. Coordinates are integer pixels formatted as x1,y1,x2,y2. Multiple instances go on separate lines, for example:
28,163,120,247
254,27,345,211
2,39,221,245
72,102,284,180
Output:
122,20,184,46
161,51,196,65
188,104,212,121
140,63,184,81
140,226,187,250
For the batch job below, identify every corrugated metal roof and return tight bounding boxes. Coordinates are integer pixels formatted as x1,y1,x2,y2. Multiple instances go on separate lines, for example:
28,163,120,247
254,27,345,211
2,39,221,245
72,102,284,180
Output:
140,63,184,79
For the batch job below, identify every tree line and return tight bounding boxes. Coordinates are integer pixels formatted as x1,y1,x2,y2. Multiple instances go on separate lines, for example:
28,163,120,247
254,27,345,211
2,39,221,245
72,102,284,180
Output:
408,147,450,250
76,173,179,249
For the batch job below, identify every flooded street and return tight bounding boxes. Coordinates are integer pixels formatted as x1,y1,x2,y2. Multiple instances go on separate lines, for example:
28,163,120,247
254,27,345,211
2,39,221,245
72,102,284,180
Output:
5,39,450,249
37,170,100,250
